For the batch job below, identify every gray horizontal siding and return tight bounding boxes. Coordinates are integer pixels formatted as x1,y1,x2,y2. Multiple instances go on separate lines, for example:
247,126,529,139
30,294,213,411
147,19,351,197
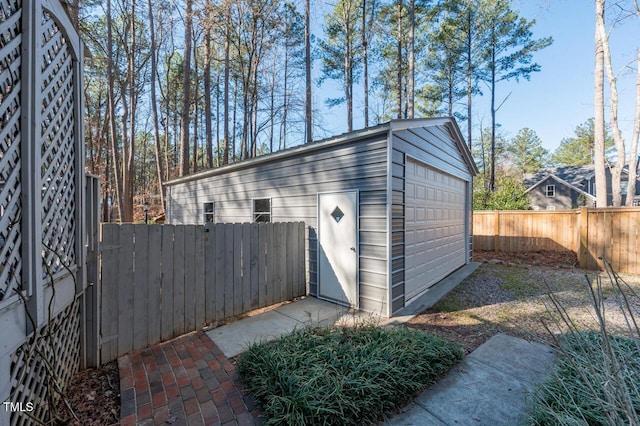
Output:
393,126,472,182
391,124,473,313
168,136,389,315
390,148,405,314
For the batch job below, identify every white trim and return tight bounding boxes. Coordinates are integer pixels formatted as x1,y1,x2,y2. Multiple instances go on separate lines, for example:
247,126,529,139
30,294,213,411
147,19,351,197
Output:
545,184,555,197
203,201,215,224
251,197,272,223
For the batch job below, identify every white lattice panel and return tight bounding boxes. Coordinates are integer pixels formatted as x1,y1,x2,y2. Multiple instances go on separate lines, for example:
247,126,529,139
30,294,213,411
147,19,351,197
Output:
40,11,76,275
0,0,22,303
9,301,81,425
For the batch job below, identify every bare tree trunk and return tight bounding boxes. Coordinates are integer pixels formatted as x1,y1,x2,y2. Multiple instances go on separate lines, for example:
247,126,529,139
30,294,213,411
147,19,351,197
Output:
407,0,414,118
282,45,289,149
223,3,230,164
269,58,276,153
396,0,402,119
106,0,123,221
216,73,221,167
193,31,199,172
179,0,193,176
594,0,607,207
600,3,626,207
362,0,369,127
305,0,312,143
466,12,473,148
344,26,353,132
489,38,496,192
204,12,213,169
126,0,137,222
626,50,640,206
147,0,165,211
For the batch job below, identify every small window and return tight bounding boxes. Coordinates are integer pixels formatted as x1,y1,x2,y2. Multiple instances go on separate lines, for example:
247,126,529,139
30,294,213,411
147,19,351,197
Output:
531,206,540,211
546,205,556,211
545,185,555,197
203,202,215,223
633,199,640,207
253,198,271,223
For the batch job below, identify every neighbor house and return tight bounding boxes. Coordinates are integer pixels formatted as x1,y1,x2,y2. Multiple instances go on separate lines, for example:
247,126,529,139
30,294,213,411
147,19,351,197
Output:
524,164,640,210
165,118,478,318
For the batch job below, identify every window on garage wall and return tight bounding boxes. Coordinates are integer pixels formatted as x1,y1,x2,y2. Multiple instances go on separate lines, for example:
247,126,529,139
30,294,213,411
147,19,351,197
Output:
253,198,271,222
203,202,215,223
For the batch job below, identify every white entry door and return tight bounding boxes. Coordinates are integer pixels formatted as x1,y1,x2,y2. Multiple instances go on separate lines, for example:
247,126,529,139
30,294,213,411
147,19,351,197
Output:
318,191,358,307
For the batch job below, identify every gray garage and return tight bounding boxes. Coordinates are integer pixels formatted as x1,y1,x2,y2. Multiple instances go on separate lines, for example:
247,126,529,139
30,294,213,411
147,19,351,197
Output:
165,118,477,317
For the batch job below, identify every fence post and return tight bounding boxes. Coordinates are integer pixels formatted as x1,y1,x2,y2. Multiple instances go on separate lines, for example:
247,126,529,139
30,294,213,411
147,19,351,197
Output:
493,210,500,251
578,207,589,269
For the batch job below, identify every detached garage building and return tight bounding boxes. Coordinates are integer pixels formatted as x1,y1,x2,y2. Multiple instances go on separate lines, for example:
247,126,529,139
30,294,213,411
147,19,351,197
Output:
165,118,478,317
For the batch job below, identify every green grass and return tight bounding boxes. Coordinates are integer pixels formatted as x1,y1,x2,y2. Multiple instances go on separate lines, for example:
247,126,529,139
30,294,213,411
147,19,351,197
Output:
237,325,463,425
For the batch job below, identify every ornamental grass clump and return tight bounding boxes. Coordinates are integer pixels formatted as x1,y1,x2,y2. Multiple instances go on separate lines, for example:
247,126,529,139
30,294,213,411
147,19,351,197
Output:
530,258,640,426
237,325,463,425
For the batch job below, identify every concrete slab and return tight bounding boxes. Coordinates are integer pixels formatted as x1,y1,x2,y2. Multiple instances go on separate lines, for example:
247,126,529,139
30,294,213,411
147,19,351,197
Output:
468,333,557,382
275,297,350,324
385,334,557,426
388,262,481,324
205,310,300,358
387,402,447,426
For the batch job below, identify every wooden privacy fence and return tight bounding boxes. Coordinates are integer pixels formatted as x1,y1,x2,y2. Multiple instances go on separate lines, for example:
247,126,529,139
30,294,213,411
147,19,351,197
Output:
99,222,306,363
473,208,640,274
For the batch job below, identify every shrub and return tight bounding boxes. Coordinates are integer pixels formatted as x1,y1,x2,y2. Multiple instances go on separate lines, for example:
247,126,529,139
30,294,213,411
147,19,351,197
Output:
237,325,463,425
530,259,640,425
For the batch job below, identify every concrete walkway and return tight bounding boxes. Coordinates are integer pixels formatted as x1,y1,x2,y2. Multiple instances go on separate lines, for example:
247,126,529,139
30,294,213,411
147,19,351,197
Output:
386,334,557,426
119,262,557,425
207,263,482,358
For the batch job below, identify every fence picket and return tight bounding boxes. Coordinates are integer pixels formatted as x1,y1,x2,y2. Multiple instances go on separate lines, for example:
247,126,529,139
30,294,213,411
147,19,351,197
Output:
173,226,186,337
161,226,175,341
241,223,252,313
147,225,162,346
184,225,197,332
204,224,216,322
215,224,226,321
100,224,119,363
98,222,306,363
233,223,243,316
132,225,149,352
474,208,640,274
194,226,206,329
250,223,260,310
117,224,135,355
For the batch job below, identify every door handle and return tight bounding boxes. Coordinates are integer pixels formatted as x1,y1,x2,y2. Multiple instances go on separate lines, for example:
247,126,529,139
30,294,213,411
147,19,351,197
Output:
350,247,356,252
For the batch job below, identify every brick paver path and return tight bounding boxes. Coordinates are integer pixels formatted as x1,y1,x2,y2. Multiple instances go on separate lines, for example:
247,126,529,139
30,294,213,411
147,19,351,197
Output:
118,331,263,425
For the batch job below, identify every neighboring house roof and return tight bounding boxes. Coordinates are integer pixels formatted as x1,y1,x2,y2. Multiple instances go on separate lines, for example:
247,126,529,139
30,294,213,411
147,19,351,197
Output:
523,165,595,189
524,172,596,200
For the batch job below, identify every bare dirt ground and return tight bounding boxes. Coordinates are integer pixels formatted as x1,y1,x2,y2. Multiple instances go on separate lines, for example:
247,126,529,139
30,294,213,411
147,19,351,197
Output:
407,251,640,354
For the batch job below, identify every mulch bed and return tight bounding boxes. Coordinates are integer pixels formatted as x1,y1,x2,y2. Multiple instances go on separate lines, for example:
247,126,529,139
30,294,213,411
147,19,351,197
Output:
56,361,120,425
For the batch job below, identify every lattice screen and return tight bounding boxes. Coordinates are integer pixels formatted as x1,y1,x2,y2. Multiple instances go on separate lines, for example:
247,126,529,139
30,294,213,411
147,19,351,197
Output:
40,10,76,275
0,0,23,304
9,300,81,426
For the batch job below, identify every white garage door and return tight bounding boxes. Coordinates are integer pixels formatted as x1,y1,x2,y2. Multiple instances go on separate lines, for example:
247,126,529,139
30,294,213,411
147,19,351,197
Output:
405,158,467,302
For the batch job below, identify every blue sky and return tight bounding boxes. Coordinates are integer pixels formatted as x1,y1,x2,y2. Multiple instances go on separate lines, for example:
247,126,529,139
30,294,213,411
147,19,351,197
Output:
314,0,640,153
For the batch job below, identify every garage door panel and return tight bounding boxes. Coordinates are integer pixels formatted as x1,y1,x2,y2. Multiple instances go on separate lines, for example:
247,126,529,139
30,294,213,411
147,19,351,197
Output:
405,158,466,302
